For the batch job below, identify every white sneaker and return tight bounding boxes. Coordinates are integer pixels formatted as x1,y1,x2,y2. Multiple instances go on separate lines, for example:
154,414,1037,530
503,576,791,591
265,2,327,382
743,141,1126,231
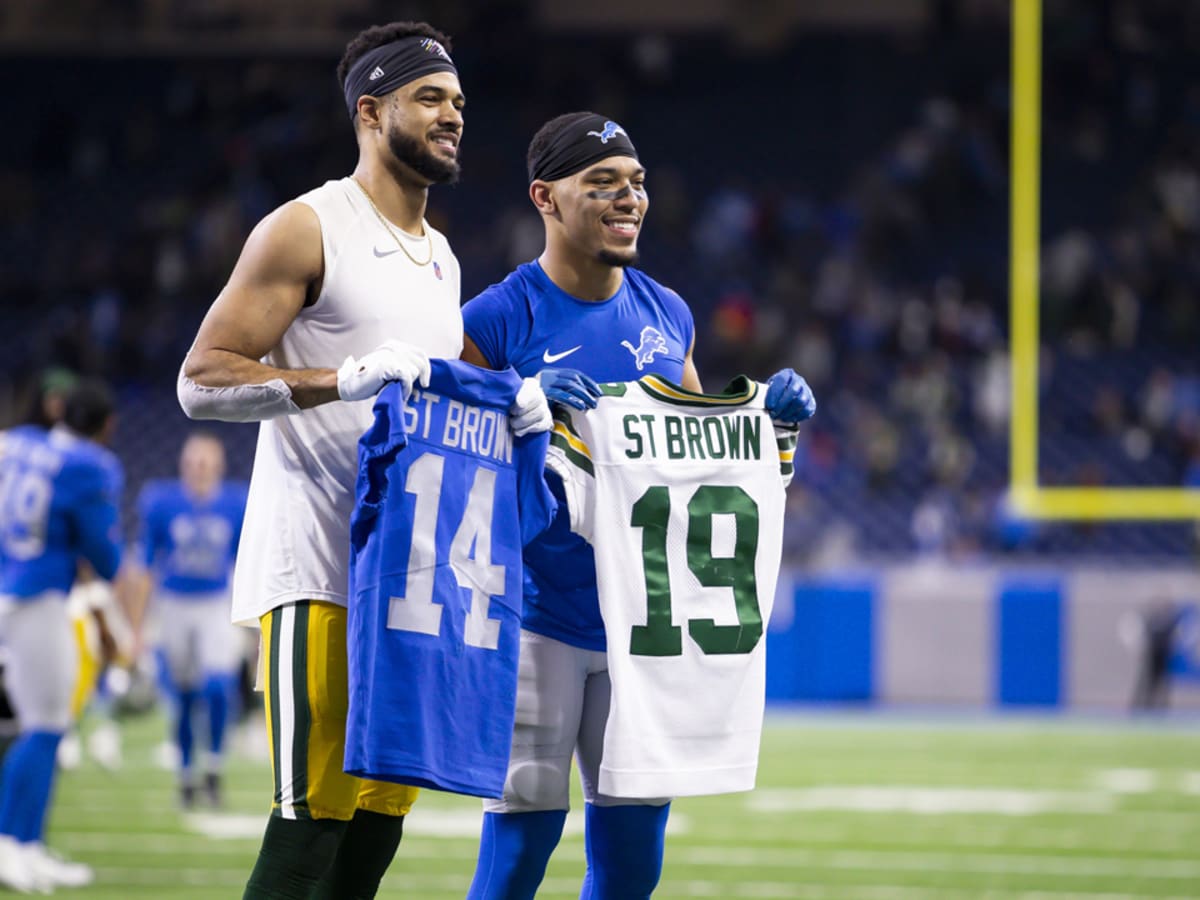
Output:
0,835,43,894
23,843,93,888
153,740,179,772
56,734,82,771
86,723,122,771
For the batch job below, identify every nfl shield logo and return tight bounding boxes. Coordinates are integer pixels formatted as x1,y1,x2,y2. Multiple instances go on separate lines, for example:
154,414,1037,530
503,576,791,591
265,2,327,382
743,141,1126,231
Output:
433,261,443,280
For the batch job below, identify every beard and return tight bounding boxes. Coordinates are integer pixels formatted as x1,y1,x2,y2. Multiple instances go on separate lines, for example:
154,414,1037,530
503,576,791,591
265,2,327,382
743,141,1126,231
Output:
388,125,460,185
598,247,639,268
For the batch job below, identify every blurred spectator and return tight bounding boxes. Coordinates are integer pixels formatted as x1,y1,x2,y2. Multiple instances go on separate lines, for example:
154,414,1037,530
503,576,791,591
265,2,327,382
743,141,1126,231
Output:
1126,600,1190,711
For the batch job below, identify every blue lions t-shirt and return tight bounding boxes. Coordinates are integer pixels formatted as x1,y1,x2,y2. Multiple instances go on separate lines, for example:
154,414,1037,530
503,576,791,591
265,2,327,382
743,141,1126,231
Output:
463,259,694,650
136,480,248,595
0,425,124,598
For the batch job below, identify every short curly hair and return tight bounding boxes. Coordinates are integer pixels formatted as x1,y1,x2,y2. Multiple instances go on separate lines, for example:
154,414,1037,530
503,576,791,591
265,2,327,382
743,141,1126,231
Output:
337,21,453,91
63,379,115,439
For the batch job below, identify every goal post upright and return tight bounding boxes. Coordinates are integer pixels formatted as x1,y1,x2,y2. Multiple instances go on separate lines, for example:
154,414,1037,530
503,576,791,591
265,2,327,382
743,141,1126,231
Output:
1006,0,1200,521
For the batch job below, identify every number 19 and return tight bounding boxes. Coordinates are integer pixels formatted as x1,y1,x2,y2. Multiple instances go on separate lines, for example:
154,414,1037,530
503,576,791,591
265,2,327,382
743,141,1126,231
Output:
629,484,763,657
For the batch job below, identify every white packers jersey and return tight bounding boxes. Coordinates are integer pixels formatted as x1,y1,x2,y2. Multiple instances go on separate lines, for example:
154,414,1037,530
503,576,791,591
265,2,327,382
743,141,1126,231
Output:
231,177,463,625
545,374,798,797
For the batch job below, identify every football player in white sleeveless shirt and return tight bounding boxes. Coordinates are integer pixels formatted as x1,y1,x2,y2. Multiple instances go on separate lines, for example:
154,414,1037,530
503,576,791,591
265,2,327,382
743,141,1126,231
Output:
177,22,550,900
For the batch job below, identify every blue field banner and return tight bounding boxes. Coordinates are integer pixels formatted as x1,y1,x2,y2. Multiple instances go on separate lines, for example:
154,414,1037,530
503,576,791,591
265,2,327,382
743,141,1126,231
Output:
1168,605,1200,682
768,576,875,702
996,578,1064,706
766,576,803,701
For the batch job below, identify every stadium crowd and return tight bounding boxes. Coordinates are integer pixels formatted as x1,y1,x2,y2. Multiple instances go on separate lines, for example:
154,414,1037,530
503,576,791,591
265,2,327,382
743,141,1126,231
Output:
2,0,1199,560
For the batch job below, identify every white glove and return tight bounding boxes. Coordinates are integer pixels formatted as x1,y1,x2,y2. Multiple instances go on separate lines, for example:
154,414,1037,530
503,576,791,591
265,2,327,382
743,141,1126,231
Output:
337,340,432,402
509,377,553,437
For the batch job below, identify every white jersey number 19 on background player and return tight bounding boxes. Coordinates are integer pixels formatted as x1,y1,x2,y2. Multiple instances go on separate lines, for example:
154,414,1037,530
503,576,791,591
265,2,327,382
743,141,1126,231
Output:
0,467,53,560
630,483,762,657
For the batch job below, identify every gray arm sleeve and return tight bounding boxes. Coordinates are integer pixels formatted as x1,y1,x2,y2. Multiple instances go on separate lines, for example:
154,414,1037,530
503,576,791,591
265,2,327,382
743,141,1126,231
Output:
177,366,302,422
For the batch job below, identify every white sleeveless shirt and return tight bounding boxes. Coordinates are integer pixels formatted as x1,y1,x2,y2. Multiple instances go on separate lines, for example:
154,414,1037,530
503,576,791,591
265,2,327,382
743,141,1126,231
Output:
231,177,463,625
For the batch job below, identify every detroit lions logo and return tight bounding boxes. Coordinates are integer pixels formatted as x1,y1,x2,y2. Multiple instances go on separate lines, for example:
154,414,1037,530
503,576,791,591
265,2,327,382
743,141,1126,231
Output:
587,121,627,144
621,326,670,371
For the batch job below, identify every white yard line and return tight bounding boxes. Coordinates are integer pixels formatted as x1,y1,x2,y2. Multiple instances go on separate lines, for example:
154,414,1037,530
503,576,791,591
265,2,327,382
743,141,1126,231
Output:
694,821,1198,852
62,827,1200,882
1092,769,1158,792
657,884,1199,900
748,787,1115,815
674,846,1200,880
87,868,1200,900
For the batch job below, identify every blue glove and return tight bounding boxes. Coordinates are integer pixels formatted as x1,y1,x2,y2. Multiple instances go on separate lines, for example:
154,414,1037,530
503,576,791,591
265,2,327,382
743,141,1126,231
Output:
538,367,602,411
765,368,816,424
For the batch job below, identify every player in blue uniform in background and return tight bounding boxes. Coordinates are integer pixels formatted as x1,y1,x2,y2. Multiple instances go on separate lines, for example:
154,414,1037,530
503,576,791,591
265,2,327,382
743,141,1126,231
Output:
126,431,248,808
0,379,123,893
461,112,815,899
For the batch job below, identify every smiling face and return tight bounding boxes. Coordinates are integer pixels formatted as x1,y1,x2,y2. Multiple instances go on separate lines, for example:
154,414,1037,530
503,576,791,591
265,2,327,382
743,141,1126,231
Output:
548,156,648,267
378,71,464,185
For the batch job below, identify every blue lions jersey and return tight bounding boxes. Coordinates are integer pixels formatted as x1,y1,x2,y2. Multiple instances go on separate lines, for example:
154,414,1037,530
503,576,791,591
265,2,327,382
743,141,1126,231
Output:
0,425,123,598
346,359,556,797
136,480,248,595
463,260,694,650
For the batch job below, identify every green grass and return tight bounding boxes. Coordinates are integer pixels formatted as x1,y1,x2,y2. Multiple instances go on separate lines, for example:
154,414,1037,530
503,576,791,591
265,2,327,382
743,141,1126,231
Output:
47,711,1200,898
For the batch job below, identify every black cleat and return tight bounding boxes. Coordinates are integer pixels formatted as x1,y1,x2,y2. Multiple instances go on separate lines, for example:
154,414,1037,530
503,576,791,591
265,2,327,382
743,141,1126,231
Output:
181,782,197,809
204,772,222,808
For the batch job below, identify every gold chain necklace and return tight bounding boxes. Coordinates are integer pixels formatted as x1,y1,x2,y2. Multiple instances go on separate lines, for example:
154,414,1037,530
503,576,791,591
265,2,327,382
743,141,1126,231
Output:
351,176,433,266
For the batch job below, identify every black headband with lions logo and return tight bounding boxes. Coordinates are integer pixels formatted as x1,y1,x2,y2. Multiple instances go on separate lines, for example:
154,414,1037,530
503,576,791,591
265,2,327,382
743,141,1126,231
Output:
343,36,458,119
527,112,639,183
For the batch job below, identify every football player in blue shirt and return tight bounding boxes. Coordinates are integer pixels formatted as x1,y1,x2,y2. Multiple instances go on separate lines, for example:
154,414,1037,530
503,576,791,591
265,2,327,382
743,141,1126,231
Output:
0,379,123,893
461,112,815,899
126,431,248,807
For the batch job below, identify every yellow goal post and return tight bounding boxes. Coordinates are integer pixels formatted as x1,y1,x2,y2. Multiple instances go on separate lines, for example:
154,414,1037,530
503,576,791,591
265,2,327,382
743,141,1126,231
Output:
1007,0,1200,521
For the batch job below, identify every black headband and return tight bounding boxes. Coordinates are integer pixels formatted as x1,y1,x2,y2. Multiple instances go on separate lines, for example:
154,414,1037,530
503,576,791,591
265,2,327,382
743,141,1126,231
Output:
528,113,639,183
343,36,458,119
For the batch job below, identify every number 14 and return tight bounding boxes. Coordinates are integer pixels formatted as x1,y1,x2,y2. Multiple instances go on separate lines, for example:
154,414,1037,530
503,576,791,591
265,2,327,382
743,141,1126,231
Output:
387,453,505,650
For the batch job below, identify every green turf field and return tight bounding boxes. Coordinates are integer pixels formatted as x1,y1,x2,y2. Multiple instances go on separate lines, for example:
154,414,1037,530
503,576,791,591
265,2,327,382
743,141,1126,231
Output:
46,711,1200,898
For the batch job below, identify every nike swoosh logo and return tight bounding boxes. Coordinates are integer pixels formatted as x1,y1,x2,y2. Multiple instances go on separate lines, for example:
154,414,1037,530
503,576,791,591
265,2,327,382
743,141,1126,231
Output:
373,246,402,258
543,345,582,364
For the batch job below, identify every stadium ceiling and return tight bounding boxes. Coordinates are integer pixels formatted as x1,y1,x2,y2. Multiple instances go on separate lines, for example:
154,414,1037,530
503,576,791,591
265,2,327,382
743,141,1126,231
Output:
535,0,927,31
0,0,1011,54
